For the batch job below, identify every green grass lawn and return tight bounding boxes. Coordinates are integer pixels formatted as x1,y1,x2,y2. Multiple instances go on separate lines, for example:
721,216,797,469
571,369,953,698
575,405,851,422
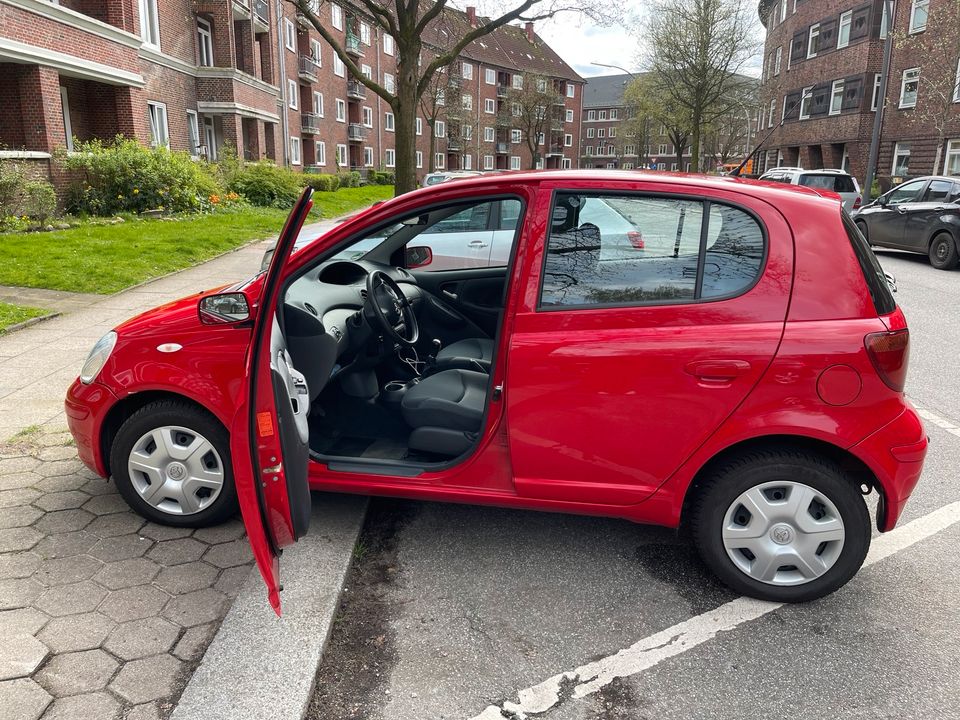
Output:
0,302,51,332
0,186,393,295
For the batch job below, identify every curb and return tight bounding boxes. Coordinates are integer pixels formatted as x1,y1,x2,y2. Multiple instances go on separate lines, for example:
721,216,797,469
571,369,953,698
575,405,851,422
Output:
172,494,368,720
0,310,62,335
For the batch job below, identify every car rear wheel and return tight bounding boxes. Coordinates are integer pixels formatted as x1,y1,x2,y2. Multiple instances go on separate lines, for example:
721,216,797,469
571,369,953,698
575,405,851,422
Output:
854,219,869,244
110,400,238,527
691,449,870,602
928,232,958,270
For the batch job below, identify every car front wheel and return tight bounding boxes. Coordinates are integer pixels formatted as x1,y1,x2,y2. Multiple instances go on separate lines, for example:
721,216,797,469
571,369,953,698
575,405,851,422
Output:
110,400,238,527
691,450,870,602
928,232,958,270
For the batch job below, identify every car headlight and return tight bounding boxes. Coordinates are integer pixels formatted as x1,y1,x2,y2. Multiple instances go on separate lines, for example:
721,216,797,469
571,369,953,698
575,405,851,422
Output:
80,331,117,385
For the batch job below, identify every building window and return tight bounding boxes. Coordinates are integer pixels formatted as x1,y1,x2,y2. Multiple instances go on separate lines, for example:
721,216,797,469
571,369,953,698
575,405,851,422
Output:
385,112,395,131
945,139,960,175
435,120,445,138
196,18,213,66
872,73,883,111
331,4,343,30
774,46,782,75
807,23,819,58
587,128,595,138
336,99,346,122
436,88,446,106
587,110,596,121
598,128,606,138
799,86,813,119
435,153,445,169
511,129,521,143
416,151,423,168
892,142,910,175
361,63,372,78
462,94,473,111
334,55,345,78
909,0,928,32
186,110,200,157
138,0,160,47
484,127,495,142
954,58,960,102
284,18,295,51
383,34,394,55
202,116,217,160
829,80,844,115
314,91,324,117
147,101,168,148
485,68,496,85
484,155,494,169
336,144,347,166
360,22,370,45
585,146,593,156
880,0,891,38
510,156,521,170
561,109,571,124
837,11,852,48
416,117,422,135
840,145,850,173
385,148,395,167
512,74,523,89
484,98,495,114
462,62,473,80
768,98,775,128
362,106,372,127
317,141,326,166
287,80,298,109
511,102,522,117
463,154,472,170
464,125,472,140
384,73,395,92
900,68,920,108
599,110,607,120
311,39,322,66
564,133,573,146
609,127,617,138
610,109,619,120
658,144,668,155
363,146,373,167
59,86,74,152
566,84,575,98
290,137,301,166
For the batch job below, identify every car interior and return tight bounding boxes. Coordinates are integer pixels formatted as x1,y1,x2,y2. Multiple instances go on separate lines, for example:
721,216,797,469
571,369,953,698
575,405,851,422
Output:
278,195,521,468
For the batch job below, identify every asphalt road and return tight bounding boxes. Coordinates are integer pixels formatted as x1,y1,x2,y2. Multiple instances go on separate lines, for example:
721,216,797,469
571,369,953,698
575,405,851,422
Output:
310,247,960,720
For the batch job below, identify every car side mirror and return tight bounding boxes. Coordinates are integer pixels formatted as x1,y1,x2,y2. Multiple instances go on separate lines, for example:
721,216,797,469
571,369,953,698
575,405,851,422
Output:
885,272,897,293
199,293,251,325
876,195,888,207
405,246,433,269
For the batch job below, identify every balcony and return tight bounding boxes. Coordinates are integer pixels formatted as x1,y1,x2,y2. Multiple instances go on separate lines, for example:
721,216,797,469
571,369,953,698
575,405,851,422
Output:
547,144,564,155
448,72,463,88
447,137,463,151
348,124,367,142
346,80,366,101
299,55,319,82
346,34,363,57
296,0,318,27
301,113,321,135
552,96,566,106
495,115,513,128
253,0,269,28
496,85,509,98
495,142,509,154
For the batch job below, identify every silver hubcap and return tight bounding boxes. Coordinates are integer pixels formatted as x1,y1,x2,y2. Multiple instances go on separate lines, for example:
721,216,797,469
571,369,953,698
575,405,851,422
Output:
722,481,845,586
127,425,224,516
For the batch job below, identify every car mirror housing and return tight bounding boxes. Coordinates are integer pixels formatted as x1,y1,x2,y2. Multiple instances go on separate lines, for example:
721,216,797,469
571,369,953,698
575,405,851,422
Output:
405,245,433,269
199,292,251,325
876,195,888,207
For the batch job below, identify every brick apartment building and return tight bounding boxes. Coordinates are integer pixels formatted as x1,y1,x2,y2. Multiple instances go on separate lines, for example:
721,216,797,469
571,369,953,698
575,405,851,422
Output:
0,0,583,186
757,0,960,187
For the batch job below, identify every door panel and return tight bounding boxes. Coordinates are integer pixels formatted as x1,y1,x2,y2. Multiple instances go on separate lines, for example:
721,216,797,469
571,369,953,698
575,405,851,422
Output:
413,266,507,338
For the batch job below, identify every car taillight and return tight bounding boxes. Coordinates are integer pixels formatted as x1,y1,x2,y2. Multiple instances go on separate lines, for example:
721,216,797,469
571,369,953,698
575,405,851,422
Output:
853,196,862,210
865,329,909,392
627,230,645,249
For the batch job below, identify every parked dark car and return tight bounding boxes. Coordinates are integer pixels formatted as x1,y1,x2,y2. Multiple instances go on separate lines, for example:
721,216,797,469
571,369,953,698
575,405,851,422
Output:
853,176,960,269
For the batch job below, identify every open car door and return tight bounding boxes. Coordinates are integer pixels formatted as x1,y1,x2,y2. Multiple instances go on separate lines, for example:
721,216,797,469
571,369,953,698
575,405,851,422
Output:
231,187,314,614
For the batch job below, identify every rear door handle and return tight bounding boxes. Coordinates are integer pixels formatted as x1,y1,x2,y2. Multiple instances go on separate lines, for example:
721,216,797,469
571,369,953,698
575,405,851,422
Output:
468,240,489,248
685,360,752,382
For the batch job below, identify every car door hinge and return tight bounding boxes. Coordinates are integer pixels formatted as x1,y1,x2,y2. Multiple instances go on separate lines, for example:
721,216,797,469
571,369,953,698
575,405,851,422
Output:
492,383,503,401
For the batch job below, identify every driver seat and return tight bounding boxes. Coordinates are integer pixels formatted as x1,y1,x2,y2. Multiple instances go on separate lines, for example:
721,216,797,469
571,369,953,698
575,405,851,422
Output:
401,369,488,457
435,337,494,371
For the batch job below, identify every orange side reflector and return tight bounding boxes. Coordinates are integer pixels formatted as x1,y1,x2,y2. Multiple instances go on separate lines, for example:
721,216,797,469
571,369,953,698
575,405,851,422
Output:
256,412,274,438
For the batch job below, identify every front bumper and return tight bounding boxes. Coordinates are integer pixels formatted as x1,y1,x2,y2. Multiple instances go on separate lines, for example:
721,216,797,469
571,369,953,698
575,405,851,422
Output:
850,401,928,532
65,378,117,478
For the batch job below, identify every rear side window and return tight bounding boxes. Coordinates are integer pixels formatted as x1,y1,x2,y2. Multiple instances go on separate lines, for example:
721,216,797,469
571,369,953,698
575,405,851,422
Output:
844,214,896,315
924,180,954,202
799,174,857,193
539,193,765,308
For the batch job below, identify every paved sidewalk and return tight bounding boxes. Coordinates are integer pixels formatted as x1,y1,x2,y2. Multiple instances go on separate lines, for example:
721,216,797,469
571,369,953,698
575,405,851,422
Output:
0,287,102,316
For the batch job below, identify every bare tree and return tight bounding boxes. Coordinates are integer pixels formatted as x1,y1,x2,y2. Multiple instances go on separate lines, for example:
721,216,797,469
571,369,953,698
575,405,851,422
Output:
625,76,692,170
641,0,759,172
499,74,562,168
418,60,452,173
291,0,612,194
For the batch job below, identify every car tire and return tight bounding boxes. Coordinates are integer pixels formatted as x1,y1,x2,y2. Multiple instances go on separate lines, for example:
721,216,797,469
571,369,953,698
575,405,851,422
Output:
928,232,958,270
691,449,870,603
110,400,238,528
854,219,870,244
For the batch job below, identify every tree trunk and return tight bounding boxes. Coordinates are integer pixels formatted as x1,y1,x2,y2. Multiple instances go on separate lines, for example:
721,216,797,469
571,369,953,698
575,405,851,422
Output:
393,96,418,195
676,147,683,172
690,115,701,174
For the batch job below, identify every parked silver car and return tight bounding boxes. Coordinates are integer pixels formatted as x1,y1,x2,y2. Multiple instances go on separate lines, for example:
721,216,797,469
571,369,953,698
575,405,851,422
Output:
759,167,862,213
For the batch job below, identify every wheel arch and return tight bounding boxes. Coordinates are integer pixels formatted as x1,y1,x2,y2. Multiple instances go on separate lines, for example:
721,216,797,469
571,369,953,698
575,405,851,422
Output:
677,434,881,536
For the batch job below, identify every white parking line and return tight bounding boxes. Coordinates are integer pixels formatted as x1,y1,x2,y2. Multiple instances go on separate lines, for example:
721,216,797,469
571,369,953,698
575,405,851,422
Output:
468,500,960,720
913,402,960,439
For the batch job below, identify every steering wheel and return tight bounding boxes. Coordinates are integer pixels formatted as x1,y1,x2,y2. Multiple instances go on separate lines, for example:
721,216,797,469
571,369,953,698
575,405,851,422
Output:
364,270,419,346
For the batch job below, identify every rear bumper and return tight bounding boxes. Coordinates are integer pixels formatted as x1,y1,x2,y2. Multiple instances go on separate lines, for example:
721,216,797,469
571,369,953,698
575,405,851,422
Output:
65,378,116,478
850,401,927,532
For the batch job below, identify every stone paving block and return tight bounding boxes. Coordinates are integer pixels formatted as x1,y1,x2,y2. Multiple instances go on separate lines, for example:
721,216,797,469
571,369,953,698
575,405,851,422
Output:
99,585,170,623
172,622,216,662
0,472,41,491
32,530,97,559
154,562,219,595
36,446,78,463
41,691,120,720
34,555,103,586
93,558,161,590
0,678,52,720
37,432,75,448
109,653,183,704
0,526,42,552
138,523,193,542
79,478,114,496
37,612,115,653
33,491,88,512
82,494,130,515
192,520,245,545
202,539,253,568
36,648,119,696
35,459,85,478
0,552,40,580
0,488,39,508
213,565,251,599
0,505,42,529
146,538,206,566
0,608,48,635
88,534,152,561
33,475,87,493
104,617,179,660
33,508,95,534
162,588,228,628
86,512,145,538
0,634,49,680
0,578,42,610
125,701,161,720
0,456,40,475
35,581,107,617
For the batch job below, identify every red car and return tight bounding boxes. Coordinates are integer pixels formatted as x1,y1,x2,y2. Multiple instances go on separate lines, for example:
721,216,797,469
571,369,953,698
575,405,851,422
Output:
65,171,926,612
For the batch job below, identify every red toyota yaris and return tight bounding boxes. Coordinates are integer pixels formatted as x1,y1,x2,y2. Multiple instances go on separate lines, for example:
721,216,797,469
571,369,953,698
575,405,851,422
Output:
65,171,927,612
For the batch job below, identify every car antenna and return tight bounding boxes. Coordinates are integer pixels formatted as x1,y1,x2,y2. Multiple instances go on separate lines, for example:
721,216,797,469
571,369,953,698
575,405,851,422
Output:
730,90,813,178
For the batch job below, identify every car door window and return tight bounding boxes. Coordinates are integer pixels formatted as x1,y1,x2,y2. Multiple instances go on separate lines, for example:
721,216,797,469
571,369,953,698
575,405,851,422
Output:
499,199,522,230
924,180,954,202
540,193,764,307
423,204,491,234
886,180,925,205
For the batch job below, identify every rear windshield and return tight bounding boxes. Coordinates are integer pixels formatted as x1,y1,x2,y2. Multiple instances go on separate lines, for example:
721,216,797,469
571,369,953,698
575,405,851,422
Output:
843,213,896,315
799,174,857,193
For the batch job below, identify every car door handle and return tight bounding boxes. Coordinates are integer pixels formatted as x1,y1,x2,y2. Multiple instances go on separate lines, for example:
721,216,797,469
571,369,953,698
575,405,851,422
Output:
685,360,752,382
468,240,489,248
442,289,458,301
896,207,908,214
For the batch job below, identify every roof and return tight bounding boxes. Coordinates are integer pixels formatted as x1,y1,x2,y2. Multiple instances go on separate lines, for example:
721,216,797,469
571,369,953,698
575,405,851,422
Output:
581,73,644,108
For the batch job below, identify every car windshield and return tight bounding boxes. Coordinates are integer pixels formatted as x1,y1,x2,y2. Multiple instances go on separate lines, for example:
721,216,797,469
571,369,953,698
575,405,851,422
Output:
798,174,857,193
